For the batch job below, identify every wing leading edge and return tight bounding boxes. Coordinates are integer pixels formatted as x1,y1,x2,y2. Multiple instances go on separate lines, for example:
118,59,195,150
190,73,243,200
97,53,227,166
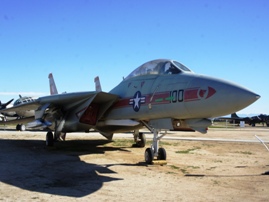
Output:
0,91,120,130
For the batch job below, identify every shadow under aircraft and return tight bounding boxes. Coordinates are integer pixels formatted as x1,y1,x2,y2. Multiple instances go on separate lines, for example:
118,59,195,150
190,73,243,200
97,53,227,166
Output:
0,138,131,197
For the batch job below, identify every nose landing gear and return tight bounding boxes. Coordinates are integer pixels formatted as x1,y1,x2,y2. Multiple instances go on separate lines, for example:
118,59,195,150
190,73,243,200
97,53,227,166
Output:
144,127,167,165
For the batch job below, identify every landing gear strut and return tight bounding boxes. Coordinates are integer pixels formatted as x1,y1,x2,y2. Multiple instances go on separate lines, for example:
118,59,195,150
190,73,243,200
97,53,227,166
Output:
45,130,66,147
144,129,167,164
45,118,67,146
133,131,146,147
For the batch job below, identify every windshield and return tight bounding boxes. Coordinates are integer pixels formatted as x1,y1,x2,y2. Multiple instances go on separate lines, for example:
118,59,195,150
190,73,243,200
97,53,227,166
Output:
125,59,193,80
172,61,192,72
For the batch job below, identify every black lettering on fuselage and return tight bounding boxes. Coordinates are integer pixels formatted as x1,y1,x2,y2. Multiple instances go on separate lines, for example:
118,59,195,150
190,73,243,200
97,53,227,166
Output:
171,90,177,103
170,89,184,103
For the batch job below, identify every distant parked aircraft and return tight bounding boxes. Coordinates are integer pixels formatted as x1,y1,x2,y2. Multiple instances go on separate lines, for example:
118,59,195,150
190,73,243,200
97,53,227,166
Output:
230,113,269,127
0,96,36,131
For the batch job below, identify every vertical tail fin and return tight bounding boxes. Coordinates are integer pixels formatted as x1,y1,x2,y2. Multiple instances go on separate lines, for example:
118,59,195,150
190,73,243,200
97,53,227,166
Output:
231,113,239,118
0,99,13,110
48,73,58,95
94,76,102,92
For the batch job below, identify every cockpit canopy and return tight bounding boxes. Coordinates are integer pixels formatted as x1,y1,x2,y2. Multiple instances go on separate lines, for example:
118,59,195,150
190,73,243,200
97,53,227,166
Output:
14,97,35,106
125,59,193,80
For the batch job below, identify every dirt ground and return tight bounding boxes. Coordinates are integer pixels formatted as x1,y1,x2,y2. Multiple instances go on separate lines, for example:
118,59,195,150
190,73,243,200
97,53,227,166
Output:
0,126,269,201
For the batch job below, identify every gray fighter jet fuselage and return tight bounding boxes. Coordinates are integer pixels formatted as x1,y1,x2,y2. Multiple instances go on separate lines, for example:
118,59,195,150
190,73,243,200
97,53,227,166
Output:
0,59,260,163
74,59,259,136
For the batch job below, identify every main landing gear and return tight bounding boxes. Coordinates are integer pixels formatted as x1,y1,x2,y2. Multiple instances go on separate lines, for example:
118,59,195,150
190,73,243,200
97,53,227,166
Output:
46,131,66,147
16,124,26,131
46,131,54,147
133,131,146,147
144,129,167,164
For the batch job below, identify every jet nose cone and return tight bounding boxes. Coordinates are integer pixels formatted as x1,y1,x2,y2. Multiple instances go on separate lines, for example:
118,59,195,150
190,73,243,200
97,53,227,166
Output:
255,94,261,100
232,87,260,109
185,76,260,118
223,82,261,107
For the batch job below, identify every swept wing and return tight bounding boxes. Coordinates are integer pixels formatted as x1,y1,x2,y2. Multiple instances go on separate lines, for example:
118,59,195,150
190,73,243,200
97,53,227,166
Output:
0,91,119,130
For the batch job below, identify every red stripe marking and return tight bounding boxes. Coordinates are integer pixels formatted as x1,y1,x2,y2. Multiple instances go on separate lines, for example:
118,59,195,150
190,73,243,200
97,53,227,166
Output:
112,92,171,109
206,87,216,99
184,88,199,101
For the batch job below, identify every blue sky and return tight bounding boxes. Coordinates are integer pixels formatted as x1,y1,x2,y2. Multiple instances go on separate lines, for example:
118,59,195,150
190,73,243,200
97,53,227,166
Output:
0,0,268,115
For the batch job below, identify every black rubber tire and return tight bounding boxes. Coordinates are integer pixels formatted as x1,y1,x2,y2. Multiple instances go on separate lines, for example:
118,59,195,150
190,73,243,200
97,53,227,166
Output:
16,124,21,131
157,148,167,160
145,148,153,164
137,133,146,147
20,124,26,131
46,131,54,147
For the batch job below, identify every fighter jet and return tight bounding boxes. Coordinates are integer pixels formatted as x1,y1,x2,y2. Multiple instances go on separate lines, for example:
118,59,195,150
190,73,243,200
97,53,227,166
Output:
0,59,260,164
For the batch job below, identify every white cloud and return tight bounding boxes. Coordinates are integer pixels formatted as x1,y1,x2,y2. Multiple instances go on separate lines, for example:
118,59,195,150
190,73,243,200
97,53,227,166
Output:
0,92,47,96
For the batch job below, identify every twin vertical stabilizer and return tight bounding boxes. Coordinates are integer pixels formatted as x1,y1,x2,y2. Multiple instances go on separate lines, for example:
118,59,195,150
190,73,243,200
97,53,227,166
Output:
94,76,102,92
48,73,58,95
